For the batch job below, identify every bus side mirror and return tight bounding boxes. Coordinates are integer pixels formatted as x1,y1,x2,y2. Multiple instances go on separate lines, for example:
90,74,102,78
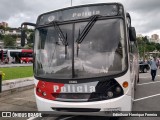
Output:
21,22,36,47
129,27,136,41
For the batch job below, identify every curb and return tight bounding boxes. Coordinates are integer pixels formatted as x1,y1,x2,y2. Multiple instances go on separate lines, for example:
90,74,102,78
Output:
0,64,33,68
0,77,34,97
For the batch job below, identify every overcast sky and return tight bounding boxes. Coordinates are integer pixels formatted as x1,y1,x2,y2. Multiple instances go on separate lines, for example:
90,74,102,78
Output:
0,0,160,36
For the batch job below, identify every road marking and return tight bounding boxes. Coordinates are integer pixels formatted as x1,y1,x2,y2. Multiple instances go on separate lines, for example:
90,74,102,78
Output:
140,76,150,78
140,75,160,79
13,98,26,100
137,81,160,86
134,93,160,102
27,117,37,120
59,116,77,120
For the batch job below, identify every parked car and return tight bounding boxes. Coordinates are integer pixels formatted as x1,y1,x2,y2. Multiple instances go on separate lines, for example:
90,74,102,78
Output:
139,61,150,73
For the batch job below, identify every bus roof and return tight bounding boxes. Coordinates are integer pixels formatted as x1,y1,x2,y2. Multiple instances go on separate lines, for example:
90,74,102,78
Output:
4,49,33,53
7,49,22,52
37,3,124,25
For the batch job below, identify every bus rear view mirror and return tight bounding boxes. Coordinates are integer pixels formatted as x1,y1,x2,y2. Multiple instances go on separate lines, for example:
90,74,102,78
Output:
129,27,136,41
21,22,36,47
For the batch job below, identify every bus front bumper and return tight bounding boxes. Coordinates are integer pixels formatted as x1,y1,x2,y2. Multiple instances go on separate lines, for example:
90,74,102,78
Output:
35,94,132,116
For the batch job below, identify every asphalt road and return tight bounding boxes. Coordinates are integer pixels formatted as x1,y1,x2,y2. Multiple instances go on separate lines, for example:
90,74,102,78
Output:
0,69,160,120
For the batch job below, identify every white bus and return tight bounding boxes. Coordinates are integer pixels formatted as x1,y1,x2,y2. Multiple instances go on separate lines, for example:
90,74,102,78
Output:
21,3,139,115
4,49,33,64
7,49,22,63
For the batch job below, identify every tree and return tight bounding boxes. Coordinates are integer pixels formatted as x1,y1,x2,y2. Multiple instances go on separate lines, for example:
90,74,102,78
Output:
142,36,149,43
27,32,34,44
24,44,31,49
137,35,160,59
0,34,4,40
146,44,155,52
3,35,16,47
0,26,5,30
137,37,146,59
155,43,160,51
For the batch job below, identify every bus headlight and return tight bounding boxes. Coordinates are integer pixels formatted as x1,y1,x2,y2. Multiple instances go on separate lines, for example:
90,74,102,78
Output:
87,79,124,101
115,87,121,93
107,91,113,98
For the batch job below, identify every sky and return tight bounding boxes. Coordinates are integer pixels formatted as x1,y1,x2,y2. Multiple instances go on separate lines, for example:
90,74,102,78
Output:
0,0,160,37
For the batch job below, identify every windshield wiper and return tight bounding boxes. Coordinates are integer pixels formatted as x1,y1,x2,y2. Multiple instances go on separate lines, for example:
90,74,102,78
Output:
76,15,100,44
50,21,68,59
76,15,100,57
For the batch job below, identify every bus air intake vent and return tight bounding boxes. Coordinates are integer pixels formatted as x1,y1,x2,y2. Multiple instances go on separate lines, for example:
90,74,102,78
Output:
51,108,100,112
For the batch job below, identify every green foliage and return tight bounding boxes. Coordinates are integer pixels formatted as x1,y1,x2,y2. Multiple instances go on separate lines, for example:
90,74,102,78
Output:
27,32,34,44
26,29,34,32
24,44,32,49
28,43,33,48
137,36,160,58
0,34,4,40
1,66,33,80
155,43,160,51
3,35,16,47
0,26,5,30
11,34,20,39
146,44,155,52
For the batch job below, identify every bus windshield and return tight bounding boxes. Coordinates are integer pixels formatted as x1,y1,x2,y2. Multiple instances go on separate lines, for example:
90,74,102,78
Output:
34,18,127,79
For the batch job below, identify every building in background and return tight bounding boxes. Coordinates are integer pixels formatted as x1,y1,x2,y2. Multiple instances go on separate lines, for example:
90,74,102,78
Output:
136,33,160,43
150,34,160,43
0,41,4,48
137,34,143,37
0,22,8,28
5,28,21,35
151,34,159,40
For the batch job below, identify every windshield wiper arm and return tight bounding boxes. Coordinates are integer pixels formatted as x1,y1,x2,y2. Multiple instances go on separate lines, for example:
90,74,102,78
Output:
50,21,68,59
76,15,100,44
76,15,100,57
51,21,68,46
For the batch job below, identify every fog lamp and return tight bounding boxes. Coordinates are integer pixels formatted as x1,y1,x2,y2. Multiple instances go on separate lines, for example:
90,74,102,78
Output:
115,87,121,93
37,88,41,93
42,92,47,96
107,91,113,98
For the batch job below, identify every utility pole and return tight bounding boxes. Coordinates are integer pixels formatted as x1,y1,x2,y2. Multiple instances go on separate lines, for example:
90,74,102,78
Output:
71,0,72,6
143,40,145,61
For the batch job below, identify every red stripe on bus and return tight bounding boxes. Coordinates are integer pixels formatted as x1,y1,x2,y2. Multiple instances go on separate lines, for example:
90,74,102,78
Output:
36,80,64,100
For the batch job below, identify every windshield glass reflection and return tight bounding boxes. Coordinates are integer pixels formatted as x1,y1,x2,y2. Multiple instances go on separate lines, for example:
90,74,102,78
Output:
34,19,126,79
